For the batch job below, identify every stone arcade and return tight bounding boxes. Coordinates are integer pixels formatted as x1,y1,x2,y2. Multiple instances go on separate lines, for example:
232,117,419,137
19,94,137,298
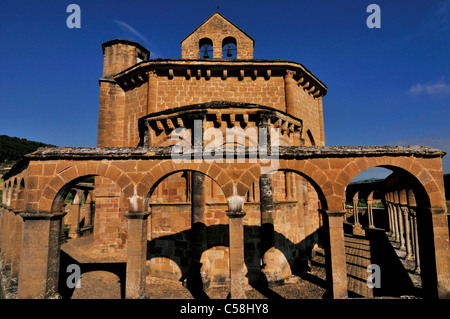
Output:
1,12,449,299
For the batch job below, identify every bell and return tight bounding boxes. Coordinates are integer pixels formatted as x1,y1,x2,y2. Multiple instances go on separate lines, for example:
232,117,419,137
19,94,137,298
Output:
203,44,209,58
226,43,232,57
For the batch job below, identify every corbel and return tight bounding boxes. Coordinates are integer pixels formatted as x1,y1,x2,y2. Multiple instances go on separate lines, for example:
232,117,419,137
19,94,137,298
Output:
156,120,164,131
222,70,227,80
177,117,185,128
239,70,244,81
166,118,175,130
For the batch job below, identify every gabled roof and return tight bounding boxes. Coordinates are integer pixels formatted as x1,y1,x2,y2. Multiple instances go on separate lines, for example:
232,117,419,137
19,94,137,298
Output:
180,12,254,44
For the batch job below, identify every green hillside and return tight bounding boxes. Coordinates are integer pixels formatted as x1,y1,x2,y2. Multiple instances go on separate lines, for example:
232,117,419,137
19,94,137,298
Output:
0,135,55,167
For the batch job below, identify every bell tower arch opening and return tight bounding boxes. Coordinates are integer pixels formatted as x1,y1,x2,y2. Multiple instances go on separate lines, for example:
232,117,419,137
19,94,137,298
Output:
222,36,237,59
199,38,213,59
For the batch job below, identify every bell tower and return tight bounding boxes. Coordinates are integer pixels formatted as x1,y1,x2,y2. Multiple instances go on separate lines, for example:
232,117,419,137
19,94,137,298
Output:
181,12,254,59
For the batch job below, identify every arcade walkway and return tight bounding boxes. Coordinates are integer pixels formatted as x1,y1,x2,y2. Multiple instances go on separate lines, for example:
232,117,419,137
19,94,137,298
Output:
58,229,422,299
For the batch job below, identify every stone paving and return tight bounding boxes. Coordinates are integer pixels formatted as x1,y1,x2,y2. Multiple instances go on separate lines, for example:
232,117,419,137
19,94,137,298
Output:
58,230,422,299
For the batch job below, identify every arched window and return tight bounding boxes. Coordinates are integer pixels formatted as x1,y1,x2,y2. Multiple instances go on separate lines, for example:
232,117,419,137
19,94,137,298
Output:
199,38,213,59
222,37,237,59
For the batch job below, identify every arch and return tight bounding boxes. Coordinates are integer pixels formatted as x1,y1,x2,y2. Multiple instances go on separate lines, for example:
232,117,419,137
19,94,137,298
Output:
255,161,330,211
38,162,134,213
143,167,230,210
6,180,12,206
145,169,230,288
10,178,18,208
2,182,7,204
222,36,237,59
16,179,26,211
335,157,439,209
137,160,234,210
199,38,213,59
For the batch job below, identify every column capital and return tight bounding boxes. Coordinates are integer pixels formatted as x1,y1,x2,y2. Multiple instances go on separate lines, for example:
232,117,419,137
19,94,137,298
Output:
400,206,410,215
124,211,151,220
320,210,346,217
226,210,247,218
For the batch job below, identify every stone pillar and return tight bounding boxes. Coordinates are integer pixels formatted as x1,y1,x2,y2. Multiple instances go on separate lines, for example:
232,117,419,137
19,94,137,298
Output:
1,208,10,262
3,209,13,266
10,210,23,279
285,172,293,200
428,207,450,298
18,212,65,299
125,211,150,299
396,205,405,250
284,70,297,116
260,174,279,285
85,194,93,228
322,210,348,299
402,207,413,260
352,199,360,226
367,200,375,229
226,195,247,299
352,197,364,236
247,183,254,202
188,172,207,289
0,205,4,253
387,202,394,237
70,191,82,239
392,203,400,242
410,208,421,274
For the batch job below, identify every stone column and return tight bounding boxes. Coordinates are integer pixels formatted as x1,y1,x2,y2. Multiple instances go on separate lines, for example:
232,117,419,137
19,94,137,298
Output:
0,205,4,253
285,172,293,200
396,205,405,250
18,212,66,299
392,203,400,242
322,210,348,299
85,193,93,228
3,209,13,266
125,211,150,299
247,183,254,202
10,210,23,279
70,191,82,239
402,207,413,260
387,202,394,237
352,197,364,236
227,195,247,299
410,208,421,274
367,200,375,229
188,172,207,290
260,174,279,285
428,207,450,298
0,207,10,262
352,199,360,226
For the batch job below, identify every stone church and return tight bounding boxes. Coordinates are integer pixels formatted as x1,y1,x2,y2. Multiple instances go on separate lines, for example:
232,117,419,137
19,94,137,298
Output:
1,12,449,299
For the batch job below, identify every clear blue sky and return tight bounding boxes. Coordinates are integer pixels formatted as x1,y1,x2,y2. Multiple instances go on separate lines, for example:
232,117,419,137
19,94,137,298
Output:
0,0,449,179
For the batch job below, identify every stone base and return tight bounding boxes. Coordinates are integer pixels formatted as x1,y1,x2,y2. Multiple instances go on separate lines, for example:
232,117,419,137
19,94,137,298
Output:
0,263,18,299
261,269,285,288
352,225,365,237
